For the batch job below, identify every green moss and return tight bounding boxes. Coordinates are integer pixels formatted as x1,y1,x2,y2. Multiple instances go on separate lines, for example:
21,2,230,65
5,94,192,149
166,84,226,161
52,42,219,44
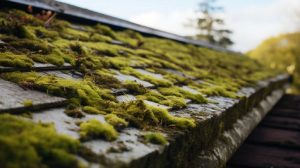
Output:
64,108,85,118
116,30,144,47
90,33,112,43
29,48,73,66
124,81,147,94
0,114,82,168
89,70,122,88
83,41,132,57
19,26,36,39
94,24,117,39
105,114,128,129
79,119,118,141
143,132,167,145
22,99,33,107
137,91,186,110
61,28,90,41
121,67,173,87
115,100,195,129
82,106,106,115
159,86,208,104
0,52,34,68
8,38,50,54
200,85,238,98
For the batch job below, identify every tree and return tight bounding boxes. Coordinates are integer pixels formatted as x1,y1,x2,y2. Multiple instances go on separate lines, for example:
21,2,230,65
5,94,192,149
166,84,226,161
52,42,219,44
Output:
193,0,233,48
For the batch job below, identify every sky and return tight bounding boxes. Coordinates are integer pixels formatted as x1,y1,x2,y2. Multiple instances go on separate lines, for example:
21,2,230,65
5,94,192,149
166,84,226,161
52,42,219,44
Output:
58,0,300,52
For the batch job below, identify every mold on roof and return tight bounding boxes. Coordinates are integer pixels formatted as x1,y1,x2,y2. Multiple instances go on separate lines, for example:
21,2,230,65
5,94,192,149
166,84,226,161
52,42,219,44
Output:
0,7,288,168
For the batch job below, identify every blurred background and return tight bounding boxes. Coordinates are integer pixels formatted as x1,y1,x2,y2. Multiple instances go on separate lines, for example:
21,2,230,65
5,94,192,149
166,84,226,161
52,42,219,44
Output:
58,0,300,93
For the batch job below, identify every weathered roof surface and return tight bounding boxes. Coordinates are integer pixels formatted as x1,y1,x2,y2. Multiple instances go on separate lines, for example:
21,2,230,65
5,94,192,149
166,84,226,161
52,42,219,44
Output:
0,3,290,168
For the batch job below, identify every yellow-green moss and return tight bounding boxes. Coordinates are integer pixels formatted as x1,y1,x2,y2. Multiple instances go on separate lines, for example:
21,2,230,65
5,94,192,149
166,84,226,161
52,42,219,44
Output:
94,24,117,39
5,38,50,54
121,67,172,87
79,119,118,141
115,100,195,129
116,30,144,47
105,114,128,129
22,99,33,107
0,114,82,168
143,132,167,145
61,28,90,41
0,52,34,68
89,70,122,89
30,48,67,66
158,86,208,104
82,106,106,115
64,108,85,118
137,91,186,110
124,81,147,94
200,85,238,98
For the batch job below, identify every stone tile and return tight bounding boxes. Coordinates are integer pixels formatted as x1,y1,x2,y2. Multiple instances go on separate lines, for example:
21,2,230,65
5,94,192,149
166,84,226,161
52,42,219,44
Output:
0,78,66,112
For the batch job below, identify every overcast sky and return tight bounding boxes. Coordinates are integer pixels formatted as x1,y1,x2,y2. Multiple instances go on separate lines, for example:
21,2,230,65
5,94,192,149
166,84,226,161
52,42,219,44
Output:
58,0,300,52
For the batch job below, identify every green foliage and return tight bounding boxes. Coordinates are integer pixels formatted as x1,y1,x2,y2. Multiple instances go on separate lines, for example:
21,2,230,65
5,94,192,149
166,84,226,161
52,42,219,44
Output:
248,32,300,93
143,132,167,145
0,114,82,168
79,119,118,141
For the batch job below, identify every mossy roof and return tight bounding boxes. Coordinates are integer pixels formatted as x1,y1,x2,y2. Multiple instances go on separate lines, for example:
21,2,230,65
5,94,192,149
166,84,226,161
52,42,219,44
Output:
0,8,281,168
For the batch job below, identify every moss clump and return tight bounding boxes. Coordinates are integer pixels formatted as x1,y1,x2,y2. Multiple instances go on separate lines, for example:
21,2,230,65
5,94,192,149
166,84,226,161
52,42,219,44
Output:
159,86,208,104
0,52,34,68
79,119,118,141
8,38,50,54
0,114,82,168
143,132,167,145
22,99,33,107
64,108,85,118
116,30,144,47
116,100,195,129
124,81,147,94
61,28,90,41
121,67,172,87
137,91,186,110
30,48,68,66
94,24,117,39
82,106,105,115
90,33,112,43
105,114,128,129
200,85,238,98
88,70,122,89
